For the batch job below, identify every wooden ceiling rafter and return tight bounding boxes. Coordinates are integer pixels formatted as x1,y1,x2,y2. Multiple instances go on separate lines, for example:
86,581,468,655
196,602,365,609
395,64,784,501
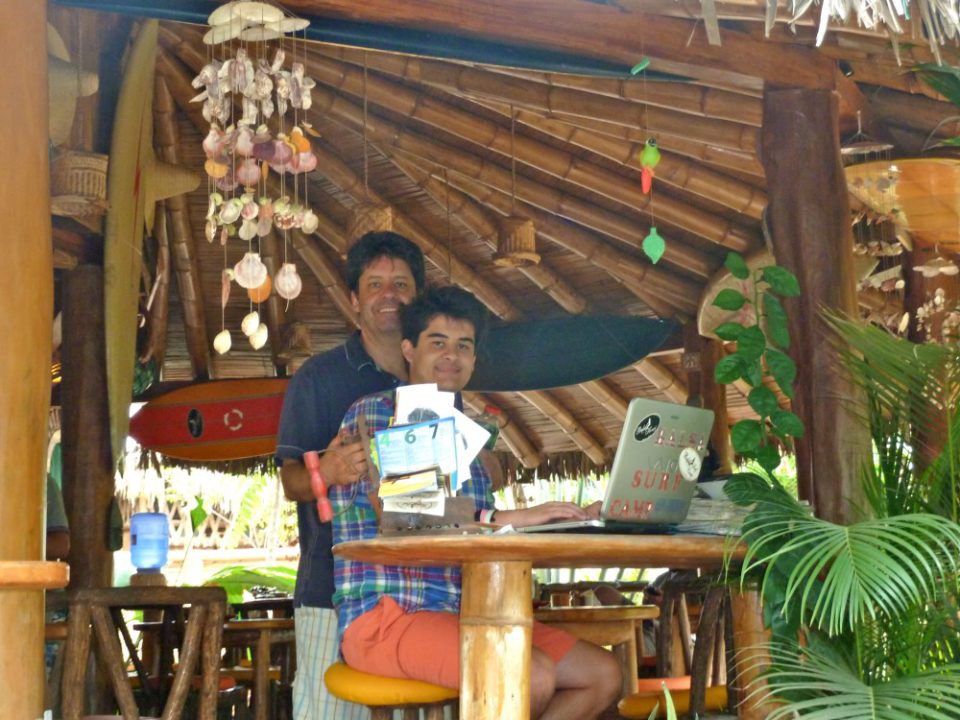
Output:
578,379,629,422
299,51,761,255
635,357,689,404
152,67,211,380
142,201,171,370
462,392,540,469
517,389,607,465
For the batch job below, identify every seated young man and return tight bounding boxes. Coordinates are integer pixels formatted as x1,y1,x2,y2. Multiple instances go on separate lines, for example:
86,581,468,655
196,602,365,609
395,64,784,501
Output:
330,286,622,720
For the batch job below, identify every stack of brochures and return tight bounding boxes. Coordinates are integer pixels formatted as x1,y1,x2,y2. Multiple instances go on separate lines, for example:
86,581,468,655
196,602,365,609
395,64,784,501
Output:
676,498,752,536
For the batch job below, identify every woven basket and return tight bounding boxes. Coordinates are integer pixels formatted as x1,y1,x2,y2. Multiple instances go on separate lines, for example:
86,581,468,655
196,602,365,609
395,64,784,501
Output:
50,151,109,217
347,202,393,248
494,216,540,267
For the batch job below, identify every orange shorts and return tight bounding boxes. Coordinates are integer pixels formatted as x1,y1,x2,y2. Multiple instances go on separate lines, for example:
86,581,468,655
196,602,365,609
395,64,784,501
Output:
341,596,577,689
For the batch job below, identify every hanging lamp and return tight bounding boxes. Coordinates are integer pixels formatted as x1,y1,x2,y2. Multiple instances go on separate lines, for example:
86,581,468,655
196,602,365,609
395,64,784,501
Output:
494,108,539,267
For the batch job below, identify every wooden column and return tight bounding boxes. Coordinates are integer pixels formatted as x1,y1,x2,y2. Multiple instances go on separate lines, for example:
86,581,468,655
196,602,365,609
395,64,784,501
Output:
460,561,532,719
61,266,115,589
684,324,734,473
729,590,777,720
761,88,869,524
0,1,52,718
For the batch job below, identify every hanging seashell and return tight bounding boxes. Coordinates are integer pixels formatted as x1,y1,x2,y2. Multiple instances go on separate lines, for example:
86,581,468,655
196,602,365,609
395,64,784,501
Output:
290,126,311,153
234,252,268,289
252,138,276,161
272,139,293,164
301,209,319,234
206,192,223,220
234,125,255,157
216,170,239,192
220,225,230,246
239,217,259,241
202,126,225,158
205,218,218,243
220,269,232,308
237,157,261,187
240,197,259,220
241,310,261,337
256,213,274,237
250,323,269,350
274,262,303,300
204,157,229,179
213,329,232,355
219,198,243,224
247,274,272,303
296,151,317,173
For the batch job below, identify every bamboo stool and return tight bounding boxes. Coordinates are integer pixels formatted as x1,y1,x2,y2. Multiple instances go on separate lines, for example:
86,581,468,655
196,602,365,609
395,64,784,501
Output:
534,604,659,697
60,586,226,720
324,662,458,720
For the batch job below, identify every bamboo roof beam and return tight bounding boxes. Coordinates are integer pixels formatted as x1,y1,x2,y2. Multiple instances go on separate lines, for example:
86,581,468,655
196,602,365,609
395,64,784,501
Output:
463,392,540,469
153,69,211,379
323,46,763,124
303,53,759,253
311,111,724,280
478,100,767,219
387,156,589,315
290,228,358,326
518,390,607,465
578,380,629,422
143,203,171,370
280,0,836,90
305,140,521,321
319,48,759,153
417,162,704,317
635,357,689,404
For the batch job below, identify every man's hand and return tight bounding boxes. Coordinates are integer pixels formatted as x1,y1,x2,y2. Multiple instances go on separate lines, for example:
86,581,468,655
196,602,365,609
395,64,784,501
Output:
279,433,371,503
496,501,591,529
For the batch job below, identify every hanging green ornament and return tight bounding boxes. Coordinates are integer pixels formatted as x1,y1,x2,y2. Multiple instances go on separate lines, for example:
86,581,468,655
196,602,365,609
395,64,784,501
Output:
642,227,665,264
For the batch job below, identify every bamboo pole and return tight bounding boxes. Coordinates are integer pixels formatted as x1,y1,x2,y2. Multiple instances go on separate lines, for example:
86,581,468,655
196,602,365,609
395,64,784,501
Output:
635,358,689,404
387,148,710,319
518,391,607,465
320,47,759,153
153,69,211,379
289,229,357,325
144,203,171,369
578,380,629,421
483,102,767,220
321,46,763,125
0,2,50,717
301,52,759,253
388,156,589,314
462,392,540,469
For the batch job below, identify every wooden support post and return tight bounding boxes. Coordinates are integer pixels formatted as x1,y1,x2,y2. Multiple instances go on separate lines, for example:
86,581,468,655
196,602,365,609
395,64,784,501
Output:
61,266,115,589
0,1,52,718
729,590,777,720
684,324,734,473
761,88,869,524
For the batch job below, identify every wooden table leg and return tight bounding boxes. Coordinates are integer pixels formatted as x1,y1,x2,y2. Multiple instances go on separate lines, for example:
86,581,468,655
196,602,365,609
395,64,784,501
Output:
612,630,639,696
729,589,773,720
200,599,225,720
460,560,532,720
254,626,272,720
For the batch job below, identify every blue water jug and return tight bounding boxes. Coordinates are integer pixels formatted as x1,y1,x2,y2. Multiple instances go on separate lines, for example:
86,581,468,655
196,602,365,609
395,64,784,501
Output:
130,512,169,572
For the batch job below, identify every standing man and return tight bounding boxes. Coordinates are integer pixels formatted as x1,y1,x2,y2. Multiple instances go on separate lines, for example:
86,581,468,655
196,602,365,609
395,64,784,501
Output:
332,287,620,720
276,231,426,720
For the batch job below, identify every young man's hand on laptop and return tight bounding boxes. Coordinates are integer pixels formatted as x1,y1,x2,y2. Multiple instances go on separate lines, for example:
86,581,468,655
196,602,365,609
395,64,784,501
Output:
497,501,592,529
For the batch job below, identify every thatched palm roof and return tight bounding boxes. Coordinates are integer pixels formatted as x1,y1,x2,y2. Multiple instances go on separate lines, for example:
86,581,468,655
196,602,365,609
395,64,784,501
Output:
49,0,960,474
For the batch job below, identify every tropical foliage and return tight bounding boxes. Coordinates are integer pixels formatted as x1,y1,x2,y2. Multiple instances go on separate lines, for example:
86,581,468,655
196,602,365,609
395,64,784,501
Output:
724,315,960,719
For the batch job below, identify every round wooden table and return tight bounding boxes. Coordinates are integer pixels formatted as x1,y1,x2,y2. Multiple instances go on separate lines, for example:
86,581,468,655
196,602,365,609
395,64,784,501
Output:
334,533,744,720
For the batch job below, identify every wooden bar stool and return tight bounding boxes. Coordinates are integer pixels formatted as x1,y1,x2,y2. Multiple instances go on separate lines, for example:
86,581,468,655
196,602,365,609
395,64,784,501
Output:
60,586,226,720
534,604,659,697
324,662,458,720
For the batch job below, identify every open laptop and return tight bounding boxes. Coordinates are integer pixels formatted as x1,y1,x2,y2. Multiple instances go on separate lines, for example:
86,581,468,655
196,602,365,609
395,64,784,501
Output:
517,398,715,533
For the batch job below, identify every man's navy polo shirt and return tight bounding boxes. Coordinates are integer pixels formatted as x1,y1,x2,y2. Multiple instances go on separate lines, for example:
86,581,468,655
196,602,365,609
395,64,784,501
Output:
276,332,402,608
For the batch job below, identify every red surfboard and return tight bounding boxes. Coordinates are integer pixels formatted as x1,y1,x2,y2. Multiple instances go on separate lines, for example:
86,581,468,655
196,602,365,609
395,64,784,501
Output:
129,378,290,461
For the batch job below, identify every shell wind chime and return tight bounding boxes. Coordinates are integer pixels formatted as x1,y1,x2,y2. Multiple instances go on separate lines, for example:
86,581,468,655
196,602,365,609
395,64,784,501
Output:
194,1,315,354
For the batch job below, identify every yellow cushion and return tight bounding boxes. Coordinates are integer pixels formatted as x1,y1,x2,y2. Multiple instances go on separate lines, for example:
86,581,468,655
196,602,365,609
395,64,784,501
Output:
324,662,458,706
618,684,728,719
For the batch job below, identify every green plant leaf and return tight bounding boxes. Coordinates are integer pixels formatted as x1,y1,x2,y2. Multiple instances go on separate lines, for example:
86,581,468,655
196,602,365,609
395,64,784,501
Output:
771,409,805,438
204,564,297,605
737,325,766,360
732,419,764,453
763,292,790,349
741,356,763,387
765,349,797,399
913,62,960,108
761,266,801,297
715,354,743,384
189,495,208,532
748,385,779,416
725,251,750,279
714,321,744,341
756,443,782,473
713,288,746,311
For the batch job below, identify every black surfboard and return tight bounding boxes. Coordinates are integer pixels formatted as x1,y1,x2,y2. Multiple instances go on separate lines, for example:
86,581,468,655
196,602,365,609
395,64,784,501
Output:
467,315,678,392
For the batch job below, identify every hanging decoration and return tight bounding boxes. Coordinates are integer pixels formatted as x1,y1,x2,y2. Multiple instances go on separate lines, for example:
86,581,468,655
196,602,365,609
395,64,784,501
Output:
638,138,660,195
633,51,666,267
195,1,314,352
494,107,540,267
